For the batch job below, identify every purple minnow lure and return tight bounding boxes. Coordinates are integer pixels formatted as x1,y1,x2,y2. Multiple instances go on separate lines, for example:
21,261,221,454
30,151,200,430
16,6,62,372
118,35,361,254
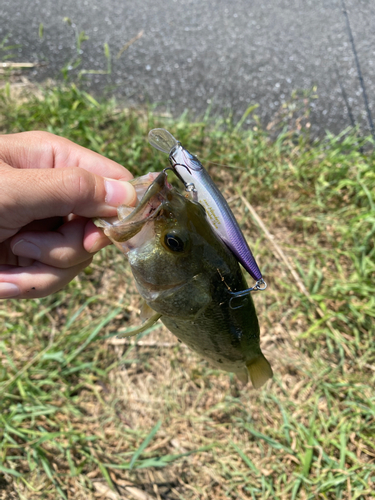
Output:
148,128,265,290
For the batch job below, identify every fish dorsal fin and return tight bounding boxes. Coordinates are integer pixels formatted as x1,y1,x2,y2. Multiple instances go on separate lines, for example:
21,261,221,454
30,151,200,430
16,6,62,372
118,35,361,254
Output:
246,354,273,389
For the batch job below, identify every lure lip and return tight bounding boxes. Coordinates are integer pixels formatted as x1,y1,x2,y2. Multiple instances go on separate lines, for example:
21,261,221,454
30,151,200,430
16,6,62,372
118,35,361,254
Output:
148,128,265,286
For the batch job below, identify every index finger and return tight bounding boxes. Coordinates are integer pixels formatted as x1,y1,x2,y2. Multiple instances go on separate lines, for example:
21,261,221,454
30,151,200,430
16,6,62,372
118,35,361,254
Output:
0,131,133,180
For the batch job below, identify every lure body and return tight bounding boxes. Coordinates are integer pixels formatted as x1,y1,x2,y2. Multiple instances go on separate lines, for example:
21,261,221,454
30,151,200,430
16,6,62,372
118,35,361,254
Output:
148,128,263,283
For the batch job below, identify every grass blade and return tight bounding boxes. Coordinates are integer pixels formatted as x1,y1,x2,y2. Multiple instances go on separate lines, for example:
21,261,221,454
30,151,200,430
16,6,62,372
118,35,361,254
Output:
129,420,162,470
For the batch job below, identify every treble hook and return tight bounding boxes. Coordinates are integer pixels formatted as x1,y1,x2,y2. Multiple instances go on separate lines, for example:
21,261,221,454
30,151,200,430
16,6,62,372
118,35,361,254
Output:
162,166,175,175
229,279,267,310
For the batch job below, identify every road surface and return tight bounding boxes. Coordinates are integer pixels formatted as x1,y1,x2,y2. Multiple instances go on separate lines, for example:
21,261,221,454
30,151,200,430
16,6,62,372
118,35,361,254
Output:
1,0,375,136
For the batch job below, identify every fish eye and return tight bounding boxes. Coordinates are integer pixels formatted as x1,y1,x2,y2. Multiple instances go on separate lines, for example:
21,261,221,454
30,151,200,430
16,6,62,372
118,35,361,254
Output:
163,233,185,252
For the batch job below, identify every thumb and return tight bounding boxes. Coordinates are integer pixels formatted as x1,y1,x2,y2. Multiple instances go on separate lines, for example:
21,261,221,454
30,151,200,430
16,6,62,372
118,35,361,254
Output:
0,165,136,229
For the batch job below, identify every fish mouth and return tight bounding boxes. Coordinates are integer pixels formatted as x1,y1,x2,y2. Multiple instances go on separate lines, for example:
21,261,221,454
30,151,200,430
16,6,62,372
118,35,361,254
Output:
118,171,170,225
98,171,172,248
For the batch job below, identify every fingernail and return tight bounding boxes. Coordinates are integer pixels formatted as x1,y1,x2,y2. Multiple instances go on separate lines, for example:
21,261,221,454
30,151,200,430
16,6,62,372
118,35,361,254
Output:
0,283,21,298
12,240,41,260
104,179,136,207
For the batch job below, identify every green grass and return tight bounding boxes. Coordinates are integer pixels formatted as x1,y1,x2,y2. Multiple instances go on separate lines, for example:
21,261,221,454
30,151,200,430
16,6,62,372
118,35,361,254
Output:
0,81,374,499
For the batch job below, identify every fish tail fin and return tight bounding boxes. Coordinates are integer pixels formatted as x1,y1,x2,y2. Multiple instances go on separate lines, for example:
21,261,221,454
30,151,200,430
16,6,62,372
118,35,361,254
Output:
246,354,273,389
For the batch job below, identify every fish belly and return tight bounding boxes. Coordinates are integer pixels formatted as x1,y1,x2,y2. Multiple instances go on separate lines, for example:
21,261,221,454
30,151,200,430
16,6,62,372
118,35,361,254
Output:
160,315,249,374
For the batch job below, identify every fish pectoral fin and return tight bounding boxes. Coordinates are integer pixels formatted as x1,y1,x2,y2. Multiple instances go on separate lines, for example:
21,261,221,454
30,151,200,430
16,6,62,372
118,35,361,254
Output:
140,300,158,322
246,354,273,389
117,312,162,338
235,369,249,385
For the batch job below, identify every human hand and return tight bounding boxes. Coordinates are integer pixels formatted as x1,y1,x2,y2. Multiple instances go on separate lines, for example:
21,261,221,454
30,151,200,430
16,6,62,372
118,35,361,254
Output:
0,131,136,299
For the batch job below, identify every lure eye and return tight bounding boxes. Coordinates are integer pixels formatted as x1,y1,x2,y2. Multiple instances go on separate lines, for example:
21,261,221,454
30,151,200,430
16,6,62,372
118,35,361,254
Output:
164,233,185,252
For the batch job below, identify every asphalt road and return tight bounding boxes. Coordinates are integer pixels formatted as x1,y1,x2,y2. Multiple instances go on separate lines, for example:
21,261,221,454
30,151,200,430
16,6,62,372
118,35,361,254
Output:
1,0,375,136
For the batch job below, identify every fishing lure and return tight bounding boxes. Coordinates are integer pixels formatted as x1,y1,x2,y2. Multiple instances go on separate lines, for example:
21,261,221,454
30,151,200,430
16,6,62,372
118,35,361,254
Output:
148,128,266,294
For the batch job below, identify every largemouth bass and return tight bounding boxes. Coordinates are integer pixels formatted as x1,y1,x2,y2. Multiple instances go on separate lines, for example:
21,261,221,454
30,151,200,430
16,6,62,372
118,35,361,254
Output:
97,172,272,388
